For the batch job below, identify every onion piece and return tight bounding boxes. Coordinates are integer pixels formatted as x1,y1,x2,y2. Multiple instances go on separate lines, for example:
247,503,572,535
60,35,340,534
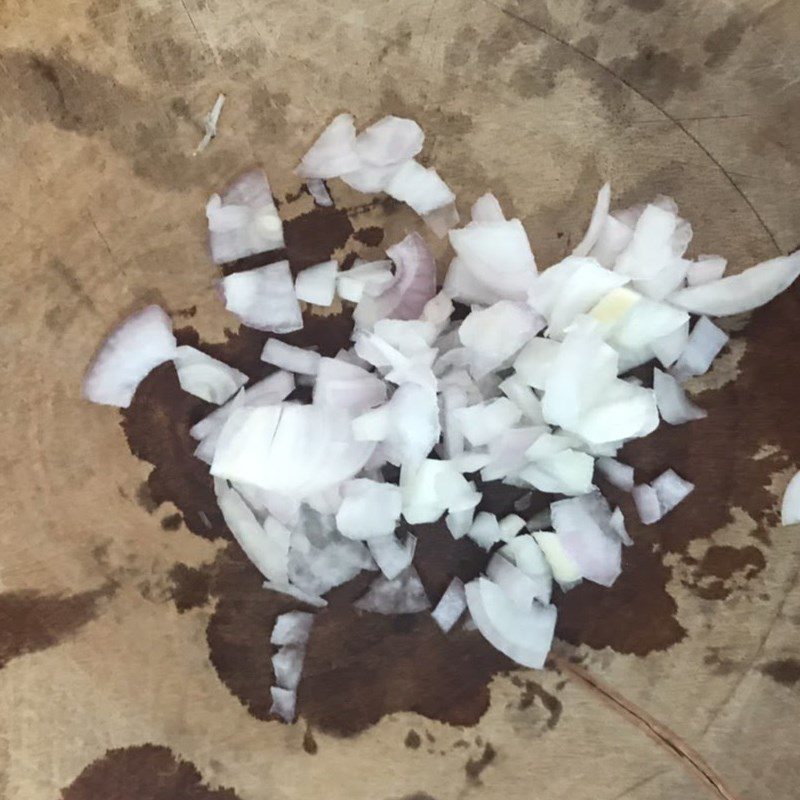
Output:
221,261,303,333
499,375,545,423
532,531,582,588
513,338,561,391
172,345,247,404
471,193,505,223
652,468,694,515
670,252,800,316
269,686,297,722
467,512,502,550
295,260,338,306
573,183,611,257
671,316,728,380
272,645,306,690
651,321,689,368
84,305,177,408
653,368,707,424
306,178,333,207
486,552,545,608
519,449,595,496
610,507,632,545
596,456,634,491
296,113,360,179
271,611,314,646
632,483,661,525
687,255,726,286
781,470,800,526
368,532,416,579
206,171,284,263
355,568,430,614
335,479,402,539
356,116,424,165
615,204,679,280
385,160,455,216
464,577,556,669
431,578,467,633
454,398,522,447
313,357,386,414
498,535,552,604
354,233,436,327
261,339,321,376
337,260,394,304
446,506,475,539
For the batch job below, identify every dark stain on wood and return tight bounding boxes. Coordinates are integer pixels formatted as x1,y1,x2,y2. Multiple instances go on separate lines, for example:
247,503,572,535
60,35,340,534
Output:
0,586,113,669
760,658,800,687
161,512,183,531
60,744,241,799
169,564,212,613
302,727,318,754
464,742,496,784
405,730,421,749
353,226,385,247
513,677,562,729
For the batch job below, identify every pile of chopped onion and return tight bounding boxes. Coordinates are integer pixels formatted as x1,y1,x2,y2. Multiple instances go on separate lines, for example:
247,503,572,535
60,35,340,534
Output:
84,113,800,721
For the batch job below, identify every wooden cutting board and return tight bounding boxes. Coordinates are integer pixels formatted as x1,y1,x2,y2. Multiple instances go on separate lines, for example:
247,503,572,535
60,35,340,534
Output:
1,1,799,798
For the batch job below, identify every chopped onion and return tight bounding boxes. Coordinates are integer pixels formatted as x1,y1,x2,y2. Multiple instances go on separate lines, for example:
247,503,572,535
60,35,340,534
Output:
632,483,661,525
670,253,800,316
596,456,634,491
686,255,726,286
271,611,314,646
221,261,303,333
355,568,430,614
172,345,247,404
306,178,333,207
499,535,552,603
337,260,394,303
356,115,424,166
610,507,632,545
431,578,467,633
84,305,176,408
296,113,360,179
532,530,582,587
781,470,800,526
573,183,611,257
295,260,338,306
335,479,402,539
454,398,522,447
270,686,297,722
652,468,694,515
671,316,728,380
467,512,502,550
368,532,416,579
272,645,305,690
261,339,321,376
464,577,556,669
206,171,284,264
385,160,455,216
653,368,706,424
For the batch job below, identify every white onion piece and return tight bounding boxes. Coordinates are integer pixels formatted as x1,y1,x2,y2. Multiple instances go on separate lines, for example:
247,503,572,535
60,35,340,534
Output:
355,233,436,327
340,162,401,193
672,316,728,380
513,338,561,391
269,686,297,722
355,568,430,614
296,113,360,179
206,171,284,263
499,376,545,423
337,260,394,303
653,368,707,424
632,483,661,525
651,320,689,368
499,535,552,603
596,456,634,491
335,479,401,539
519,449,595,496
589,286,641,333
355,115,424,166
454,398,522,447
306,178,333,207
686,255,726,286
470,192,505,222
486,552,542,608
84,305,177,407
172,345,247,404
589,213,634,268
652,468,694,515
615,204,679,280
295,260,338,306
446,507,475,539
459,301,543,377
271,611,314,646
464,577,556,669
272,645,306,690
221,261,303,333
573,183,611,257
368,533,416,579
499,514,526,541
524,431,571,461
385,160,455,216
551,493,621,587
532,530,582,588
214,478,289,583
431,578,467,633
467,512,502,550
781,471,800,526
402,459,480,524
670,253,800,316
313,357,386,414
610,507,632,545
446,217,537,304
261,339,321,376
421,291,455,330
482,426,546,482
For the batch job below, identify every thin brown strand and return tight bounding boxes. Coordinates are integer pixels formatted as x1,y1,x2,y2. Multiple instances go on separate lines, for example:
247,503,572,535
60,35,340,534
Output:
548,654,742,800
